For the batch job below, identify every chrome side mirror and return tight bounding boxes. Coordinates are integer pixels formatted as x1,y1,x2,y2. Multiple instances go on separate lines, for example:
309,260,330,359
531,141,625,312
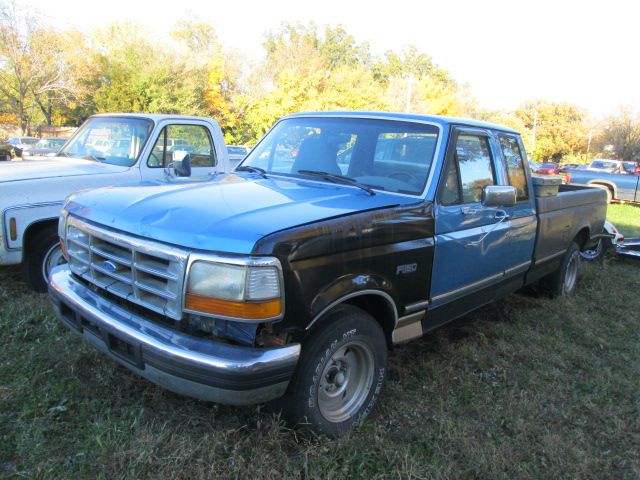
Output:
482,185,516,208
172,150,191,177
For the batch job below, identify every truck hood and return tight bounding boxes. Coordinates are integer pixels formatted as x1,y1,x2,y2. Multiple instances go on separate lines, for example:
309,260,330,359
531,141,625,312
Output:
0,156,129,183
65,173,420,254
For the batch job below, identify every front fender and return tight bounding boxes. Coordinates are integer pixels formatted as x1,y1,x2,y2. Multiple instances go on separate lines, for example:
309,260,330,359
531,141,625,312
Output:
310,273,397,320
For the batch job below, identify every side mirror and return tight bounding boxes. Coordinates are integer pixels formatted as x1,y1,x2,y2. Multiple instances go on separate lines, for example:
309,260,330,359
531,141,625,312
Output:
482,185,516,208
172,150,191,177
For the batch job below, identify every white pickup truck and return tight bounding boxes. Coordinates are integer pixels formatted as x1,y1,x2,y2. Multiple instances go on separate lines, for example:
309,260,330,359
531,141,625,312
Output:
0,113,228,291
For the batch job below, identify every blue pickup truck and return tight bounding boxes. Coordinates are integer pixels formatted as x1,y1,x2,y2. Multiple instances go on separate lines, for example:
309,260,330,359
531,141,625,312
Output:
49,112,606,437
567,167,640,203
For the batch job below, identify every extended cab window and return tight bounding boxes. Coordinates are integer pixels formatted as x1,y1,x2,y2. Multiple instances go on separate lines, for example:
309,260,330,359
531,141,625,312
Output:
241,117,438,195
499,135,529,201
441,134,496,204
148,125,216,168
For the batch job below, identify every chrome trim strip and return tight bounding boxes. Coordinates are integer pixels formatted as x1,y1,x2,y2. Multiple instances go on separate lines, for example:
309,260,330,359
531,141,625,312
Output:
404,300,430,314
504,260,532,277
431,271,504,303
535,250,565,264
306,289,398,331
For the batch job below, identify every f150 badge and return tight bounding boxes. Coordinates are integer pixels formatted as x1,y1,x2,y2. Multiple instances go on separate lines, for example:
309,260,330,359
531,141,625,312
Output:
396,263,417,275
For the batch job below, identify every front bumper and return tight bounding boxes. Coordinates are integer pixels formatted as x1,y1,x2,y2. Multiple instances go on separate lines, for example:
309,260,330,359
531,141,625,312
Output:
49,266,300,405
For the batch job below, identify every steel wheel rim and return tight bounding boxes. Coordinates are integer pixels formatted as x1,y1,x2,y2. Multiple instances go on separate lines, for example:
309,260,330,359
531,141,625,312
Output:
581,239,602,260
564,252,579,293
317,340,375,423
42,243,66,281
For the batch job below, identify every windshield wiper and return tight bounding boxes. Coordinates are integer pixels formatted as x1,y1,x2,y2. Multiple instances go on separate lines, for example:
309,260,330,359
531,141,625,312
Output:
236,165,267,178
298,170,376,195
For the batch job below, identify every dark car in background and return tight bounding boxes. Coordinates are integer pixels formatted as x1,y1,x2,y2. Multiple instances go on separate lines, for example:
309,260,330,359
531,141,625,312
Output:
22,138,67,160
3,136,39,157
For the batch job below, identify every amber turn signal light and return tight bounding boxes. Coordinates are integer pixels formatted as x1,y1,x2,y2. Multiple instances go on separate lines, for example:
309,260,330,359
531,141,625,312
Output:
185,293,282,319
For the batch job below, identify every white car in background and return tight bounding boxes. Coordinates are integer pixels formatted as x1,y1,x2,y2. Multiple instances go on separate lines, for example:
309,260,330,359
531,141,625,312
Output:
227,145,250,169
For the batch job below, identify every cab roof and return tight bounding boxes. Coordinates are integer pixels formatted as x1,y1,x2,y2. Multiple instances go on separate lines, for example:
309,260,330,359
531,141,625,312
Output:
283,111,520,134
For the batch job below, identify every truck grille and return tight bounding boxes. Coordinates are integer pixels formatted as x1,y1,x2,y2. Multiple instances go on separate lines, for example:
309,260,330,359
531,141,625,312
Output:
65,217,188,320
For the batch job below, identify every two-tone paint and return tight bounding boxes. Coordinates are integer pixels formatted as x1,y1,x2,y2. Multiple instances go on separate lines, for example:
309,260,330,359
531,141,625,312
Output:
567,168,640,203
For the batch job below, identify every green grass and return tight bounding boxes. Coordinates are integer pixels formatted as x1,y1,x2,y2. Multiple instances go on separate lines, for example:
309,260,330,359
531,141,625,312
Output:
607,203,640,237
1,208,639,479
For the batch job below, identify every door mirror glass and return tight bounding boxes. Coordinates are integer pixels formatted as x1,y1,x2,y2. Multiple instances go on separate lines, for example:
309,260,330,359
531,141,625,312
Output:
482,185,516,207
172,150,191,177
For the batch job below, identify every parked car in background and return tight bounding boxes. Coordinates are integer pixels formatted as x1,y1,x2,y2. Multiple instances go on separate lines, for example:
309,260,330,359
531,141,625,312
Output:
528,160,541,173
623,161,640,175
0,141,13,161
558,163,588,173
3,136,39,157
588,159,625,174
536,162,559,175
22,138,67,160
0,113,228,292
227,145,250,169
50,111,606,437
567,167,640,203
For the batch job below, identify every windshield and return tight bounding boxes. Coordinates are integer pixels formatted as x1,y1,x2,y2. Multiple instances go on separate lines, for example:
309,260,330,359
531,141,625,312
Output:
58,117,153,166
240,117,439,195
590,160,617,169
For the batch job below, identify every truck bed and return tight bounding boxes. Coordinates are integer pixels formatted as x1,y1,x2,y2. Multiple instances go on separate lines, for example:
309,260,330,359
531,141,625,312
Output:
531,184,607,275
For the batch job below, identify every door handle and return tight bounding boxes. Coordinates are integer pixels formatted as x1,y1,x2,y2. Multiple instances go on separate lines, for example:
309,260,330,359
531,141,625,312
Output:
465,209,509,247
461,206,478,215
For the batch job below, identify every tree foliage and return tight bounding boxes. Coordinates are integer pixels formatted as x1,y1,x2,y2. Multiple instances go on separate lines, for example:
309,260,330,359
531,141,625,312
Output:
593,107,640,161
0,5,633,162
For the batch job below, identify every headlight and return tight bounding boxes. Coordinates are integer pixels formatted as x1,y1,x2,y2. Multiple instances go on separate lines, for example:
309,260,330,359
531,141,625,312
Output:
185,258,283,321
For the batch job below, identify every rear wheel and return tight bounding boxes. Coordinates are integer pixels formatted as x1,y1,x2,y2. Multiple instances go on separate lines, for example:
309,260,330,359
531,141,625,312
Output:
580,237,612,262
21,227,66,292
279,305,387,437
544,241,581,297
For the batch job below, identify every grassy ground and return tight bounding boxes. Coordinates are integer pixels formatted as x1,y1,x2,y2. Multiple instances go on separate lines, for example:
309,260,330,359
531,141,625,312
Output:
1,205,639,479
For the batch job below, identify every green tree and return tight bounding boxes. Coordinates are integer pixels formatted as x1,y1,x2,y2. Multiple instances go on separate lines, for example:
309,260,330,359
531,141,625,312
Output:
514,100,588,161
593,107,640,161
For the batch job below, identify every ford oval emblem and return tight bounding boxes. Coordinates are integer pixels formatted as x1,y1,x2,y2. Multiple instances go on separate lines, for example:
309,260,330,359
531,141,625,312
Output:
102,260,118,272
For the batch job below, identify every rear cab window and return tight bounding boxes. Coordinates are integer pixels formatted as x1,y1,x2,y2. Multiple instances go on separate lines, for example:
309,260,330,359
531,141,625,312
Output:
498,134,529,201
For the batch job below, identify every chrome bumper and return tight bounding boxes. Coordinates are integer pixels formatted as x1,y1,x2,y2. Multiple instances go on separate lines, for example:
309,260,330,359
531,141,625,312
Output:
48,266,300,405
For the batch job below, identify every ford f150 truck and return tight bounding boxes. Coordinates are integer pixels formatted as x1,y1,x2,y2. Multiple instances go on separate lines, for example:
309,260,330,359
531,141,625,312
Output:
49,112,607,437
0,113,228,291
567,167,640,203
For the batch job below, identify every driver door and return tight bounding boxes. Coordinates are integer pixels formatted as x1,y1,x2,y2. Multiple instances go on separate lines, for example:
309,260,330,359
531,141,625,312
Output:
142,123,219,180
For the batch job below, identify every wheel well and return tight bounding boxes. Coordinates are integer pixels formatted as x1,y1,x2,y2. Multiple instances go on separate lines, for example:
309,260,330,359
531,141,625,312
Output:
590,182,615,197
307,294,396,348
574,227,590,249
22,219,58,252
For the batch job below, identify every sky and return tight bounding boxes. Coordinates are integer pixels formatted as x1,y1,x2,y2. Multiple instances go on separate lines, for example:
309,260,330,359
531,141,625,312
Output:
30,0,640,118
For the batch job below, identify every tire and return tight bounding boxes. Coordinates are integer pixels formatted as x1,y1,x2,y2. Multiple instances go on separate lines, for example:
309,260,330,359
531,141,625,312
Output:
279,305,388,437
544,241,581,297
21,226,66,292
580,237,612,262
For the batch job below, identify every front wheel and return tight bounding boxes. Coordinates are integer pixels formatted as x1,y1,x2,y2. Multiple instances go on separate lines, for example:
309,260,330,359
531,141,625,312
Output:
279,305,387,437
22,227,66,292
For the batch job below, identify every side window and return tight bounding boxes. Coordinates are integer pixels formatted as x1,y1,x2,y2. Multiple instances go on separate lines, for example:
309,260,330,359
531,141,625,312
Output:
499,135,529,201
440,134,495,205
148,125,216,168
